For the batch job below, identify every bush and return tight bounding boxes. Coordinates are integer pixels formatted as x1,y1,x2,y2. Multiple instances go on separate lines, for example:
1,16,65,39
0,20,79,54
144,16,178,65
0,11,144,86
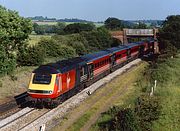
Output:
64,23,95,34
135,95,161,131
80,27,113,52
0,46,16,75
38,38,76,58
17,45,45,66
52,34,88,55
113,108,140,131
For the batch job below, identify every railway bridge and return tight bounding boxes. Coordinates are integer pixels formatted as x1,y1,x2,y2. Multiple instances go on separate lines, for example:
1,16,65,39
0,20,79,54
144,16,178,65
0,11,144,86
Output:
111,28,159,53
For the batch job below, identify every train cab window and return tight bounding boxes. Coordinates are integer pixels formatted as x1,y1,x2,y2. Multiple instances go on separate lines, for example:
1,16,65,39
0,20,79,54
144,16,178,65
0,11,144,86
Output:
80,67,85,76
33,74,52,84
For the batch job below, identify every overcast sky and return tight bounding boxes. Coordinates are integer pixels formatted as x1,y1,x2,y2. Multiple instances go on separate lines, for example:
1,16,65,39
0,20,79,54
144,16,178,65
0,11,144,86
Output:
0,0,180,21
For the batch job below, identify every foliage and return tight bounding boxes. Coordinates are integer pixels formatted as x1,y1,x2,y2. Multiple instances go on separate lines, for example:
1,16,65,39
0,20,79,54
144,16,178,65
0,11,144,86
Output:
133,22,147,29
33,22,66,35
38,38,76,58
135,95,161,131
0,6,32,54
113,108,140,131
64,23,95,34
80,27,113,52
52,34,88,55
158,15,180,55
0,45,16,75
0,5,32,75
104,17,124,30
17,44,45,66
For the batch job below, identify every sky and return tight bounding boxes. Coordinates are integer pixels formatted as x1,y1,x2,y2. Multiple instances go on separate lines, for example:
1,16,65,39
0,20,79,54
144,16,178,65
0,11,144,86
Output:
0,0,180,22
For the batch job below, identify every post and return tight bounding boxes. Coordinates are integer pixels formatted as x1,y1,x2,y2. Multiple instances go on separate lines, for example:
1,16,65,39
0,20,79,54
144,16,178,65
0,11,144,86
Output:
150,86,154,96
39,124,46,131
154,80,157,90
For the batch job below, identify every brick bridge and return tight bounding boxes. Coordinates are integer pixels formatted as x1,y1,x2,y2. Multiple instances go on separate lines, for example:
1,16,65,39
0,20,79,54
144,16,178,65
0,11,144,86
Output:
111,28,159,53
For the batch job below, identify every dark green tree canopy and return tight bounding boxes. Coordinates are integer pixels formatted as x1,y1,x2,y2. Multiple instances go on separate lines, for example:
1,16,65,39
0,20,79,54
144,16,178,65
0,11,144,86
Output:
158,15,180,52
104,17,123,30
0,5,32,74
64,23,95,34
0,6,32,53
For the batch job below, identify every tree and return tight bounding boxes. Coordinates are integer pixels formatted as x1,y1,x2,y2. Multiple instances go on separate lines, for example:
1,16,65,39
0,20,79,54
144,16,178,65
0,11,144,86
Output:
64,23,95,34
133,22,147,29
158,15,180,53
55,22,66,34
104,17,123,30
0,6,32,54
0,6,32,74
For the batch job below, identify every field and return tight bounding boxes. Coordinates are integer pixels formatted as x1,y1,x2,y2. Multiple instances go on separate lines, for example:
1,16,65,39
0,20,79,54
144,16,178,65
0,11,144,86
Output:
52,62,148,131
34,21,104,27
28,35,51,46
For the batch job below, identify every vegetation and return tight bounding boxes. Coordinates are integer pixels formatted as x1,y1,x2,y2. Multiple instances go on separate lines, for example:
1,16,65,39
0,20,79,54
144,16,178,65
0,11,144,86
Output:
0,5,32,75
33,22,66,35
104,17,124,30
17,45,45,66
64,23,95,34
158,15,180,55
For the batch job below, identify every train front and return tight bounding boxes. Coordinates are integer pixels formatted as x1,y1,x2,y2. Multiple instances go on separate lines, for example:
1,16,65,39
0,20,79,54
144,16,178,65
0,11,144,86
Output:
27,65,61,107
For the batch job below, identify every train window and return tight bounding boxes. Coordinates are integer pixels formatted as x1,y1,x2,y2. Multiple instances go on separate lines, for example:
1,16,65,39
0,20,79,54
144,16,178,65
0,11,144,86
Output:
80,67,85,76
33,74,52,84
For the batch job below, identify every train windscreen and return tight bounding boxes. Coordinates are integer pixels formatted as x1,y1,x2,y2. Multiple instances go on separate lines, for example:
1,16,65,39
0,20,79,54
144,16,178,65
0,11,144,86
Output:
33,74,52,84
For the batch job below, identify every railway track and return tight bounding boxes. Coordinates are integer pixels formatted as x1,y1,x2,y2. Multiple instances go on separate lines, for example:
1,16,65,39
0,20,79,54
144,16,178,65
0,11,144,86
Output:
0,92,29,120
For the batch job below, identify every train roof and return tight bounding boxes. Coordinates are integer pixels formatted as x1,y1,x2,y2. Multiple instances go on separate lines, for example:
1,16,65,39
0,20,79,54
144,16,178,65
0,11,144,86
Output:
33,57,86,74
106,46,128,53
81,50,110,62
125,42,140,48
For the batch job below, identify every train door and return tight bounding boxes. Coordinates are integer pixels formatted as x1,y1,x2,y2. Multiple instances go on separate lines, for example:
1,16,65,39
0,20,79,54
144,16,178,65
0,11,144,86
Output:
88,63,94,80
127,49,131,60
110,54,116,67
80,65,88,82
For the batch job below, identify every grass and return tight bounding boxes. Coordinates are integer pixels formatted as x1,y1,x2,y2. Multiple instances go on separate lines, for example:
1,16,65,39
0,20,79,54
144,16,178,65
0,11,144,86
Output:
52,62,148,131
28,35,51,46
0,66,36,103
151,54,180,131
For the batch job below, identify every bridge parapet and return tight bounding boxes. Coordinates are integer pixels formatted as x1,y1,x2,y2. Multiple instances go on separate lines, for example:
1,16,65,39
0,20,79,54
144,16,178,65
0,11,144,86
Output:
125,29,154,36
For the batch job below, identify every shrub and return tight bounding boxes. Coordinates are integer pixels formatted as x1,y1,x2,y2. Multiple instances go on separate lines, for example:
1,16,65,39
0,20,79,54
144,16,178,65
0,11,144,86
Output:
135,95,161,131
17,45,45,66
38,38,76,58
113,108,140,131
52,34,88,55
64,23,95,34
0,46,16,75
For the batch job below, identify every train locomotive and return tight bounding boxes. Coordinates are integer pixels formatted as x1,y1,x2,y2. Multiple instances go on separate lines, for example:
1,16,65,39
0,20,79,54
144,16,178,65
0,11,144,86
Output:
28,39,155,107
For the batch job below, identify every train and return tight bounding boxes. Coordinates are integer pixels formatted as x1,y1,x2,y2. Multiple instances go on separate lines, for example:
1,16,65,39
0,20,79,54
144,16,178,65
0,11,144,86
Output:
27,39,156,108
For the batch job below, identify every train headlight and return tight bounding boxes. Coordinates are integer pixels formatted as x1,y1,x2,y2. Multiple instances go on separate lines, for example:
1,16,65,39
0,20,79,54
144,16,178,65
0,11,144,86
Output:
49,91,53,94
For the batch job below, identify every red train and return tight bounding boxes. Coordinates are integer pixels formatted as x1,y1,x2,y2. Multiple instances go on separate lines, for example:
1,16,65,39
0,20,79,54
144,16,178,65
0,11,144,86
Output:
28,39,155,107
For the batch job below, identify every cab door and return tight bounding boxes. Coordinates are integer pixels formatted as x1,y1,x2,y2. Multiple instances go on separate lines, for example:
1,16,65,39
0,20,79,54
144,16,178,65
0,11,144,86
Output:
110,54,116,67
88,63,94,80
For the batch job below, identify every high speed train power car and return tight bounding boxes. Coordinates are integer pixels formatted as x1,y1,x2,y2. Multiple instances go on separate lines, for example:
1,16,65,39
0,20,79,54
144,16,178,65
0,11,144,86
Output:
28,39,155,108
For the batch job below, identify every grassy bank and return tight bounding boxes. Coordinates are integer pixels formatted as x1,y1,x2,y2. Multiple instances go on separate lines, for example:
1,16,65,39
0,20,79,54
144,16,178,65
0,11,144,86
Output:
151,54,180,131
